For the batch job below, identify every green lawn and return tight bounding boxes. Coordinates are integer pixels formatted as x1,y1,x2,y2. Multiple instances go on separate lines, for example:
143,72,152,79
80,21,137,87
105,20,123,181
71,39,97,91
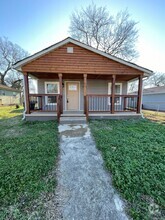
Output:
89,119,165,220
0,105,24,119
0,106,59,219
143,110,165,124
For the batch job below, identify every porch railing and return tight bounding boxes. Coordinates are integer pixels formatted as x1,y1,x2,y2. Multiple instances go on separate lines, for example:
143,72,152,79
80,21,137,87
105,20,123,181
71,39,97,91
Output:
86,94,138,117
29,94,62,122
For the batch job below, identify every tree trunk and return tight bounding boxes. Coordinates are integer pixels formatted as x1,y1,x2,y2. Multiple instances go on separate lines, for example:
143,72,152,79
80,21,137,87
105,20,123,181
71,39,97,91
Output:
0,74,6,85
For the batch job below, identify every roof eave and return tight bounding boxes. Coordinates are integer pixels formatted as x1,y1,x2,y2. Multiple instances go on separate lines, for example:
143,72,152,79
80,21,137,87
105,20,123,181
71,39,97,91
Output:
0,88,21,92
13,37,153,75
143,92,165,95
69,39,153,75
13,37,71,71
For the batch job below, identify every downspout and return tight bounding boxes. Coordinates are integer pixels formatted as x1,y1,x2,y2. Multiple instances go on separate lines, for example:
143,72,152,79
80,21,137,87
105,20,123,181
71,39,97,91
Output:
22,75,26,120
141,78,144,118
141,74,149,118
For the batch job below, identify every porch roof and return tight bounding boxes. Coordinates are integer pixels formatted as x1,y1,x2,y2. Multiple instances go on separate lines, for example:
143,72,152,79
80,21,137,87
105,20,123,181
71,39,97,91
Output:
29,72,139,81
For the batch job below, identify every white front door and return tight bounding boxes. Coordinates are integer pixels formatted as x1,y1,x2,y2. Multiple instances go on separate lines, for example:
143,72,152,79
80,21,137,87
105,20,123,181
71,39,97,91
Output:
66,82,80,110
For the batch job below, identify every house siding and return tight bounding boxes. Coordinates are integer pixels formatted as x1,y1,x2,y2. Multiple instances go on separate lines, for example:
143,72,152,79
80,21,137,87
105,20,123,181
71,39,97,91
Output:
0,94,20,105
87,80,127,94
0,90,16,96
22,43,142,76
0,89,20,105
142,93,165,111
37,79,127,111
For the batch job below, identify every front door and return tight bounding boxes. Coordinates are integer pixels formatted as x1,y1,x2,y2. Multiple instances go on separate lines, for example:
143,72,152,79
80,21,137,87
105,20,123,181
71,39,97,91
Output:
66,82,79,110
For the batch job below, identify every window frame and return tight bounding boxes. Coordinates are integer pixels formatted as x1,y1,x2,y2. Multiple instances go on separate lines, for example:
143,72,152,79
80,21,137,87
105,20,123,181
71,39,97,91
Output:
108,82,122,105
44,82,59,105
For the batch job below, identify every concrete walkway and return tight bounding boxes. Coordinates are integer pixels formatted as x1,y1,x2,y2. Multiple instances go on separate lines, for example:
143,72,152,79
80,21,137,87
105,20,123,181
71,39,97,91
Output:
46,124,129,220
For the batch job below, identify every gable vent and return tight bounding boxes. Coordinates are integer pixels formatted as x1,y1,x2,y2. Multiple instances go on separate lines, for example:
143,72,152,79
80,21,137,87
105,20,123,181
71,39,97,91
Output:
67,47,73,53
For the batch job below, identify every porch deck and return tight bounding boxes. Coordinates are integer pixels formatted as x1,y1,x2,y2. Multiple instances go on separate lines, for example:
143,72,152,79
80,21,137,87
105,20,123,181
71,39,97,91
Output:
27,93,140,121
25,111,141,121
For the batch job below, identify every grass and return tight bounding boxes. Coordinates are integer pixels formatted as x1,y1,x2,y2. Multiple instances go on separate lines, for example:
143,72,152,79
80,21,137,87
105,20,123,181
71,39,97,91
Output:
0,106,59,219
89,119,165,220
0,105,24,119
143,110,165,124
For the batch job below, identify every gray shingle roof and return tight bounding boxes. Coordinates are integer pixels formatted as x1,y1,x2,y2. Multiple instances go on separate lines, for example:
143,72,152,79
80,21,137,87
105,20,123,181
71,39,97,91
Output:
143,86,165,94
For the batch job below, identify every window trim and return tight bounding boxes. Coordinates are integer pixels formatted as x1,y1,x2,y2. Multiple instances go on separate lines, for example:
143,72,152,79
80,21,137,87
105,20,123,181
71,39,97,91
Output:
108,83,122,105
44,81,59,105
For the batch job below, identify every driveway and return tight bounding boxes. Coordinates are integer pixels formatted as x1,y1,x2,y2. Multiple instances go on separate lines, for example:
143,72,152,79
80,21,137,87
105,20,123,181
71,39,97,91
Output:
46,124,129,220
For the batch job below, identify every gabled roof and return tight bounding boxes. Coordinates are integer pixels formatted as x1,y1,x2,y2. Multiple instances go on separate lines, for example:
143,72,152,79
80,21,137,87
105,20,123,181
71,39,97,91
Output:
143,86,165,95
130,86,165,95
0,84,21,92
14,37,153,76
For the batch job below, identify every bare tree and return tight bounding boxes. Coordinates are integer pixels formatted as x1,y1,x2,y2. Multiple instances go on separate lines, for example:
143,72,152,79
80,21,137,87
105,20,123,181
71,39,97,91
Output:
5,72,23,90
128,72,165,93
128,80,138,92
143,72,165,87
0,37,29,89
69,4,138,61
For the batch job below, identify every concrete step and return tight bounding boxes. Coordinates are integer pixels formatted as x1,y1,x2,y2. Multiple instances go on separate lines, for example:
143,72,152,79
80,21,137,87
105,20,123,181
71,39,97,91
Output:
60,116,87,124
63,111,84,114
61,114,86,117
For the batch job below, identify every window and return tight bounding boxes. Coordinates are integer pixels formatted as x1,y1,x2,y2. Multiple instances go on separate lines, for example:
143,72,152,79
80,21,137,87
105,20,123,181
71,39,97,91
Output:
69,84,77,91
45,82,59,105
0,90,5,95
108,83,122,105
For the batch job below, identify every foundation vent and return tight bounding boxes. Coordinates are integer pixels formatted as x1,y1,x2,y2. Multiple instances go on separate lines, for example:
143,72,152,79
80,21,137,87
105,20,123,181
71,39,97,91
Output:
67,47,73,53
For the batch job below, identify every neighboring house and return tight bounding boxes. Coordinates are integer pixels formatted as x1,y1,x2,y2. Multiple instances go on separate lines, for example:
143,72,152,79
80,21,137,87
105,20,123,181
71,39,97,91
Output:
13,37,153,122
0,84,21,106
142,86,165,111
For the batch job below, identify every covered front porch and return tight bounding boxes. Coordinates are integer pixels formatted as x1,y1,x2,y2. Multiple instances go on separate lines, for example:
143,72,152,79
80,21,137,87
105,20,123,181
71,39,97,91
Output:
13,37,152,122
23,72,143,122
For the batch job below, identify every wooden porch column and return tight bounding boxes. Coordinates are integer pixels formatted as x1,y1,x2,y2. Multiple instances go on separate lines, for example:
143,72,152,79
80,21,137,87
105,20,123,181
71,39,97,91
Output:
23,72,30,114
84,74,87,114
111,74,116,114
58,73,63,114
137,74,143,113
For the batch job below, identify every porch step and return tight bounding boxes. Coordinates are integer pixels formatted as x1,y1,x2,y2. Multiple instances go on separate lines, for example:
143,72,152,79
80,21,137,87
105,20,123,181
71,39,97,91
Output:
60,116,87,124
63,111,84,114
61,114,86,117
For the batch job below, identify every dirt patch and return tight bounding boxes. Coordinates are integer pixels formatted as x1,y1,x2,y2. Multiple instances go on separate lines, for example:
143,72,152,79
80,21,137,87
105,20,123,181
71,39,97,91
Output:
2,128,24,138
0,117,24,138
143,110,165,124
60,125,87,137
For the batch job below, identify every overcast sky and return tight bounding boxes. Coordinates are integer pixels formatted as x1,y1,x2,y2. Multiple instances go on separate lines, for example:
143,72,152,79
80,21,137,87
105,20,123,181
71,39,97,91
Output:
0,0,165,72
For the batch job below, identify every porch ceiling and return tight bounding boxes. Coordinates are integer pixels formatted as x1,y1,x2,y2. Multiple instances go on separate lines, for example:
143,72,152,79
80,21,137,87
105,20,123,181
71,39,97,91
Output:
29,72,139,81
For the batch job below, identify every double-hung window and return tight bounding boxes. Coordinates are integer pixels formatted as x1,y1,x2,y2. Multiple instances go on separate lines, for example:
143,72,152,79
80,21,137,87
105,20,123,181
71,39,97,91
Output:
108,83,122,105
45,82,59,105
